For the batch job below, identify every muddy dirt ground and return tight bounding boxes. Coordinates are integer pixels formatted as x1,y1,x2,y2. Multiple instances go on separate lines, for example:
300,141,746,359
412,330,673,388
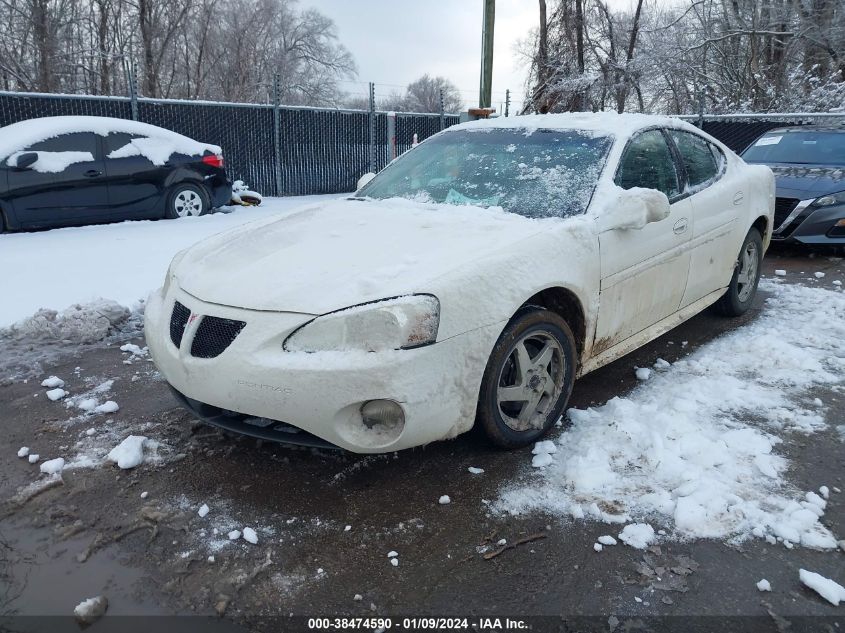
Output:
1,245,843,633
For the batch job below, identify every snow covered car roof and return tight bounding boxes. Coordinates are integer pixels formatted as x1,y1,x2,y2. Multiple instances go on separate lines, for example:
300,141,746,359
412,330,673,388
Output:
452,112,701,137
0,116,221,162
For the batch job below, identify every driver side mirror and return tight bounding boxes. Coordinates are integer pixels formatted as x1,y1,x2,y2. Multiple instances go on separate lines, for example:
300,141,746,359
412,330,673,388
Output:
356,172,375,192
13,152,38,170
598,187,671,232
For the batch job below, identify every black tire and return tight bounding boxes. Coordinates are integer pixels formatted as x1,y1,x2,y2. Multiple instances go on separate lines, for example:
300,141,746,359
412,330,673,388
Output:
164,183,209,219
715,227,763,317
477,307,577,449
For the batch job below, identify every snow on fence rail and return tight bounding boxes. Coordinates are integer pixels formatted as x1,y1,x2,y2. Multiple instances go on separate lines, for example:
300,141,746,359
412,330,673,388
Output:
0,90,460,196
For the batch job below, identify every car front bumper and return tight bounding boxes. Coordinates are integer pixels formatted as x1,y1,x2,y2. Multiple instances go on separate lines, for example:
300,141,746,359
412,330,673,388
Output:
772,198,845,244
144,285,497,453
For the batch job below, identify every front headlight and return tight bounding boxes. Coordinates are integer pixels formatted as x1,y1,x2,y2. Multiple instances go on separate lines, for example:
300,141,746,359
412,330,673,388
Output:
284,295,440,352
814,191,845,207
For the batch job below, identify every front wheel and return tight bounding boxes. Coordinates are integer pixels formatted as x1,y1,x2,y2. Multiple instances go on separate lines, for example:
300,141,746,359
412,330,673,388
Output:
477,308,577,449
715,227,763,317
165,184,209,219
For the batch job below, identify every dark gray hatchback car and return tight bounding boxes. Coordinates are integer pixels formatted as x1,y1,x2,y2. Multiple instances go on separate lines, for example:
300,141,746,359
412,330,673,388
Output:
741,125,845,244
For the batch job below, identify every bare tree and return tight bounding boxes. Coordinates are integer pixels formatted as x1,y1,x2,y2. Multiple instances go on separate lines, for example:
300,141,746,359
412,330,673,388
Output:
0,0,356,105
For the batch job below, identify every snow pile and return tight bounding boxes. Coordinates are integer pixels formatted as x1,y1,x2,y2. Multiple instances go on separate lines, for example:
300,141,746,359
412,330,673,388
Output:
799,569,845,605
40,458,65,475
532,440,557,468
3,300,130,344
41,376,65,388
46,388,67,401
106,435,151,469
242,527,258,544
73,595,108,625
756,579,771,592
497,281,844,549
231,180,263,206
618,524,656,549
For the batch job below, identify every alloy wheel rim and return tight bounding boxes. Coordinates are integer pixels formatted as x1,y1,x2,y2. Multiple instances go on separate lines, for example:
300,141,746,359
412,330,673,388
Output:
174,190,203,217
736,241,758,302
496,330,566,432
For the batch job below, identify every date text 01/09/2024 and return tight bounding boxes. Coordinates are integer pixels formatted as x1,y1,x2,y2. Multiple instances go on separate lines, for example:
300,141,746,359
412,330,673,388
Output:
307,617,529,630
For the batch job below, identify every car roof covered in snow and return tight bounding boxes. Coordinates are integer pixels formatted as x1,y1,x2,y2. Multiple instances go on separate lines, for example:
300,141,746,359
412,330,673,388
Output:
0,115,220,160
450,112,701,138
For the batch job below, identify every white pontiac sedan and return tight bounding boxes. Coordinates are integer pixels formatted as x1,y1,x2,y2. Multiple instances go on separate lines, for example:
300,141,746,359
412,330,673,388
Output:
145,113,774,453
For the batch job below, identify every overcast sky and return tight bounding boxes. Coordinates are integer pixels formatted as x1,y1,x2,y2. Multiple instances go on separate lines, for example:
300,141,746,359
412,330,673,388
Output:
303,0,636,114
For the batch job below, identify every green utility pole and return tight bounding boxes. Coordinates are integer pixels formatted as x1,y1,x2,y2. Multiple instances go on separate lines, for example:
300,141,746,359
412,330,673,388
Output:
479,0,495,108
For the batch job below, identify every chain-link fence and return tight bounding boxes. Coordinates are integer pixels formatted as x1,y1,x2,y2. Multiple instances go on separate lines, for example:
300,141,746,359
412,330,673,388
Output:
0,90,460,196
3,90,843,197
680,113,845,153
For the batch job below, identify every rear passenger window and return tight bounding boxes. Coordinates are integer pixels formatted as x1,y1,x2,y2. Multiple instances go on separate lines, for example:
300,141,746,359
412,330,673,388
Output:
104,132,144,155
27,132,98,157
615,130,680,198
669,130,719,189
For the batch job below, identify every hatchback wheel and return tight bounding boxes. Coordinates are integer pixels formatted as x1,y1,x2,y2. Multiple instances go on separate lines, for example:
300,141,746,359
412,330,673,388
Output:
165,184,208,219
477,308,577,448
715,227,763,317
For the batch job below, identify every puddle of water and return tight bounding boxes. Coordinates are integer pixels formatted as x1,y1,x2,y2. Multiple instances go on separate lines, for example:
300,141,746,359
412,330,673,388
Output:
0,517,169,617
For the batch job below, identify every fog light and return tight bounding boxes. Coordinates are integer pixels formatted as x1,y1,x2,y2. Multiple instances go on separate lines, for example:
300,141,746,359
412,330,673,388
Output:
361,400,404,429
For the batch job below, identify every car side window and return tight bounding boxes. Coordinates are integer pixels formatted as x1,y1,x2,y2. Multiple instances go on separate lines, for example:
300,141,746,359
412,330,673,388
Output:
27,132,99,157
615,130,680,199
669,130,719,189
105,132,143,155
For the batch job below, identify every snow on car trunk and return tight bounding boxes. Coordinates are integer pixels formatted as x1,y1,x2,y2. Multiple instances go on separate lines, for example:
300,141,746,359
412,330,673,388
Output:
497,280,844,549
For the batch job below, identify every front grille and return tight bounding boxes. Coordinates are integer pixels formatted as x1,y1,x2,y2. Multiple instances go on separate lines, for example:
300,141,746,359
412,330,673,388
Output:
774,197,800,230
190,316,246,358
170,301,191,348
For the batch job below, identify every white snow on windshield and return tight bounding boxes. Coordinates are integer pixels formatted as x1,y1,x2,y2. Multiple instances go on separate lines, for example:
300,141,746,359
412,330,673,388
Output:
360,129,611,219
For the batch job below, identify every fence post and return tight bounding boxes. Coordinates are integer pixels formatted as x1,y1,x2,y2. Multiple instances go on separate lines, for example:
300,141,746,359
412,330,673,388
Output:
697,87,705,128
505,89,510,117
439,89,445,130
272,73,283,196
368,82,376,173
126,62,139,121
387,111,397,161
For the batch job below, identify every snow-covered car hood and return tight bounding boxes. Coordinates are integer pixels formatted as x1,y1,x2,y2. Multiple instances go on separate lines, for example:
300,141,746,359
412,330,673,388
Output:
174,197,552,314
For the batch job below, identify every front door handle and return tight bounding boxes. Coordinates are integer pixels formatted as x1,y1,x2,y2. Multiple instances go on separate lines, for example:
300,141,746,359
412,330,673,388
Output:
673,217,688,234
84,169,102,178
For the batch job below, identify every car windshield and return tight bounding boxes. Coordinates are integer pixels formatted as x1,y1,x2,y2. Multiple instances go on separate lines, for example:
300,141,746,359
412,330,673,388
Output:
741,130,845,166
358,128,613,219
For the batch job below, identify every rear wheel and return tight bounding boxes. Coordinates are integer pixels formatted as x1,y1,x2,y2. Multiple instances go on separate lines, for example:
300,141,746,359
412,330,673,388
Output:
715,227,763,317
477,308,577,449
165,183,209,219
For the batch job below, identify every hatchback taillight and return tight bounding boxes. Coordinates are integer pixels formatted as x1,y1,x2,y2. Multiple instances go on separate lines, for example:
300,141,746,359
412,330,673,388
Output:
202,154,224,168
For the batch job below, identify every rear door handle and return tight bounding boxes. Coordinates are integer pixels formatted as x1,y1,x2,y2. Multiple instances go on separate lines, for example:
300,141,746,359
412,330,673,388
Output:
673,217,688,234
84,169,102,178
733,191,744,205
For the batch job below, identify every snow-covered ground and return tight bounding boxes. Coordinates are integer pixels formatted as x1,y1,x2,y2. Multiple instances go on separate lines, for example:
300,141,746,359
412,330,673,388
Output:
0,195,341,328
498,279,844,551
